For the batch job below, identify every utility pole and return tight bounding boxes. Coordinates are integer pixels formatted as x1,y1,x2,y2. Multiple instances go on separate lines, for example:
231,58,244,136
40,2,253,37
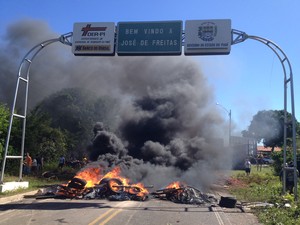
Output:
216,103,231,146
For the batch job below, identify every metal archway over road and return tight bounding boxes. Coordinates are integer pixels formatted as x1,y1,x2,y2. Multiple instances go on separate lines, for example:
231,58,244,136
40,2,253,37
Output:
0,20,297,198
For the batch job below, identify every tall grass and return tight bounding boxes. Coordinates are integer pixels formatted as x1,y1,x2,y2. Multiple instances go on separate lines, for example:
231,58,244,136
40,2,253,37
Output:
229,165,300,225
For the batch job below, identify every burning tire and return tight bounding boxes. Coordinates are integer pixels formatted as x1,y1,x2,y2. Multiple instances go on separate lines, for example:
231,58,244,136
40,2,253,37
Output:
99,178,123,195
128,186,141,195
68,177,87,190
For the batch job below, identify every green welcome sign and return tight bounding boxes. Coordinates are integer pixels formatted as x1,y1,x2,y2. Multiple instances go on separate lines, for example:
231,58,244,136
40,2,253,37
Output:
117,21,182,55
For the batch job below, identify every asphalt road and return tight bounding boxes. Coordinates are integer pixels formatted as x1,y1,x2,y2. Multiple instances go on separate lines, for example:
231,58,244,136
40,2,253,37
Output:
0,195,262,225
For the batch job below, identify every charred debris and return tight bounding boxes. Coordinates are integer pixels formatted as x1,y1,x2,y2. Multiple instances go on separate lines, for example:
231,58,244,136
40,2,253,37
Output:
34,167,219,206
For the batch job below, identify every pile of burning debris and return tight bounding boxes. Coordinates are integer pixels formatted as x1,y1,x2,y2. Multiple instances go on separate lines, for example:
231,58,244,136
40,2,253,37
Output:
151,181,217,205
36,166,217,205
38,167,150,201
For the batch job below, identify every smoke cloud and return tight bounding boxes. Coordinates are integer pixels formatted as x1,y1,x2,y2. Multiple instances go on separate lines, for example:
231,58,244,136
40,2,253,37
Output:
0,19,232,190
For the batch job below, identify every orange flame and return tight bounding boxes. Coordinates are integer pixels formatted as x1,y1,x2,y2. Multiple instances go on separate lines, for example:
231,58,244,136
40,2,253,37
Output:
166,181,186,189
74,167,103,187
101,167,149,196
69,166,149,197
133,182,149,196
102,167,130,186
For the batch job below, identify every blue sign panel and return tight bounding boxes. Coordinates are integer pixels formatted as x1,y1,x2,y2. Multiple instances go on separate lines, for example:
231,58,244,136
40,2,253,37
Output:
117,21,182,55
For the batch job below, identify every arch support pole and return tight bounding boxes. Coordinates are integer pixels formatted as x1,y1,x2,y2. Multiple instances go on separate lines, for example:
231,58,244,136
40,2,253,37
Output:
0,33,73,184
232,29,297,200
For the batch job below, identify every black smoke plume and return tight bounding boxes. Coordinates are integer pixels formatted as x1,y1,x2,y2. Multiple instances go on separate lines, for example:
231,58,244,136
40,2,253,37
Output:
1,19,232,190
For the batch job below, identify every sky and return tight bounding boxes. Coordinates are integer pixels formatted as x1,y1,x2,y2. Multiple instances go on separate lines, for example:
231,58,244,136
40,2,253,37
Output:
0,0,299,135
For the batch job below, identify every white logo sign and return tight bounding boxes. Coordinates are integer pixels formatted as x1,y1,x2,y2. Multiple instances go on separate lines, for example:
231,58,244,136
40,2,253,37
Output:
72,22,115,56
184,19,231,55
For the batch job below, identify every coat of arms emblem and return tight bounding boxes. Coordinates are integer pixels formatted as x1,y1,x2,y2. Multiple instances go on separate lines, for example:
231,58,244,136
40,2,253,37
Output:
198,22,217,41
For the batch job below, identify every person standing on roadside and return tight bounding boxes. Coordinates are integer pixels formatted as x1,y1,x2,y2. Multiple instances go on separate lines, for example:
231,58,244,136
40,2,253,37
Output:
280,162,299,194
58,155,65,171
24,152,32,175
31,157,37,175
244,158,251,176
257,153,263,171
36,155,44,172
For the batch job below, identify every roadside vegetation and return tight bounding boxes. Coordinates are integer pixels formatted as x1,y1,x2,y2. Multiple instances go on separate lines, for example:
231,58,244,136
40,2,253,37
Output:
228,166,300,225
0,163,78,197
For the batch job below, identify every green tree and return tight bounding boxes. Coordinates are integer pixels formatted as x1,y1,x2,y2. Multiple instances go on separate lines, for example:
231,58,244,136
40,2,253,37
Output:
26,112,68,163
0,103,22,156
0,103,10,161
242,110,299,151
0,103,23,173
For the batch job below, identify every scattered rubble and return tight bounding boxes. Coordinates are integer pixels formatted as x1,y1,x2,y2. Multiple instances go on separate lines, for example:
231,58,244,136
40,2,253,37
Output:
33,167,227,207
152,182,217,205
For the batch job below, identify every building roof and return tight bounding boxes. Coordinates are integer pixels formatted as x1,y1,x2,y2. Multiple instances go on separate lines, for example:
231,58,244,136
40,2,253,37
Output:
257,146,282,152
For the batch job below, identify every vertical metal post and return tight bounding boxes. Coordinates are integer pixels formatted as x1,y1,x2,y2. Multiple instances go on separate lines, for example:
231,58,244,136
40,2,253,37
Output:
229,109,232,146
216,103,231,147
